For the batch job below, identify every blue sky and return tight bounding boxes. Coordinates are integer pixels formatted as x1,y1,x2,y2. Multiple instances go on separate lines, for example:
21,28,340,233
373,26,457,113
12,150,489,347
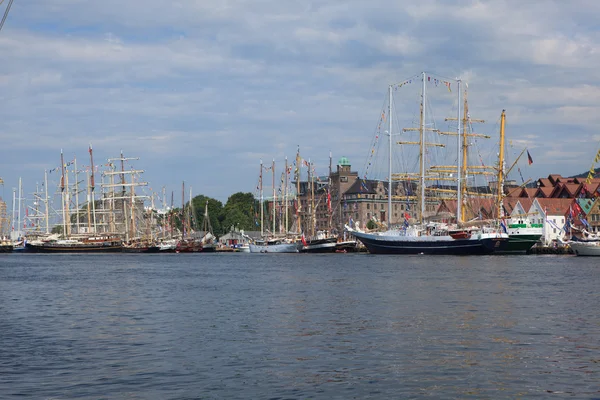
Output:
1,0,600,209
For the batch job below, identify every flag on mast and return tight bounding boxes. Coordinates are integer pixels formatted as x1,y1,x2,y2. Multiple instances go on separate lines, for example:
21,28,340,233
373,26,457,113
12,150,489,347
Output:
527,150,533,165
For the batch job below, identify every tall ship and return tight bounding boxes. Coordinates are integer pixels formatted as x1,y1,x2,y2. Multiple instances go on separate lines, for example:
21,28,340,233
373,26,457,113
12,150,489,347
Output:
347,72,508,255
25,148,125,253
249,159,301,253
495,111,542,253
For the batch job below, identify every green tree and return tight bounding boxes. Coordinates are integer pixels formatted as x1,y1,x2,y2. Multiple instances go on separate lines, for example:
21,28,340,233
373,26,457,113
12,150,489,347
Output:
221,192,259,232
366,220,377,230
191,195,223,235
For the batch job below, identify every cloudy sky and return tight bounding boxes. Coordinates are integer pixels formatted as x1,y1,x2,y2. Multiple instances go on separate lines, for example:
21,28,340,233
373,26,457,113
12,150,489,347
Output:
1,0,600,209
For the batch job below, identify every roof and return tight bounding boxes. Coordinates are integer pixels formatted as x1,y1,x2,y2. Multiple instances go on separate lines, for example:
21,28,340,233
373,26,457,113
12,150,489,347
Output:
537,178,552,188
518,188,538,198
338,156,350,166
577,198,595,214
534,198,575,215
344,178,378,195
516,198,534,211
548,174,564,185
535,186,554,198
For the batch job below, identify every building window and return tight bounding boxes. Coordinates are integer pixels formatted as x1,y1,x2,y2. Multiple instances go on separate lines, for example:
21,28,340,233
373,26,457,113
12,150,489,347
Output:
340,176,348,182
367,204,370,210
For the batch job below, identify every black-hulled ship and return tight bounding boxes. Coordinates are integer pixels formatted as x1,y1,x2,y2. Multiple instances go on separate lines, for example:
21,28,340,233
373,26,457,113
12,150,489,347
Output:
300,231,337,253
25,235,123,253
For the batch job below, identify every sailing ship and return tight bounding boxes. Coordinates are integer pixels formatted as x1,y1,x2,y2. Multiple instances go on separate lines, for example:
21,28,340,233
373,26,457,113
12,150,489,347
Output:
494,111,542,253
175,182,204,253
26,148,124,253
25,234,123,253
249,159,301,253
346,72,508,255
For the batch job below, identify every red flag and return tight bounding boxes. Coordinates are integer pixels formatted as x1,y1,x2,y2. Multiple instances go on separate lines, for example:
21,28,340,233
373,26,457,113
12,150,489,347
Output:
301,233,307,246
327,192,331,212
527,150,533,165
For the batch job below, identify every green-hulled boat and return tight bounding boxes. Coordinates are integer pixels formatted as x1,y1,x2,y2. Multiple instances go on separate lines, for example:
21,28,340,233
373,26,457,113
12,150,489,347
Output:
501,223,543,254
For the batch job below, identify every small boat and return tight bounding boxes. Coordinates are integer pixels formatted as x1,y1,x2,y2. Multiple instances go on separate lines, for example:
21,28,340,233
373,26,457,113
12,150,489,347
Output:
301,231,337,253
175,238,204,253
158,239,178,252
249,238,301,253
334,239,359,253
449,230,471,240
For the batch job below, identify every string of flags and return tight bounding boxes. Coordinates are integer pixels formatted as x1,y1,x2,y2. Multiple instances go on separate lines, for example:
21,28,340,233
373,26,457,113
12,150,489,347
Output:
392,74,453,92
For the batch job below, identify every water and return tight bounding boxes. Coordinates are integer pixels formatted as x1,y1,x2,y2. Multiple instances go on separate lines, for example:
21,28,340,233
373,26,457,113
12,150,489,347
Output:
0,253,599,399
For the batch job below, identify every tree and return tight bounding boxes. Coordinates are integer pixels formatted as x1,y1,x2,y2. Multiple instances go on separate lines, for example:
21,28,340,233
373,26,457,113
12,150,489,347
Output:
366,220,377,230
191,195,223,235
221,192,259,232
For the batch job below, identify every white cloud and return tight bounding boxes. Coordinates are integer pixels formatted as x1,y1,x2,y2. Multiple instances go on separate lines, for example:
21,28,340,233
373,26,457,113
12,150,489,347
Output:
0,0,599,206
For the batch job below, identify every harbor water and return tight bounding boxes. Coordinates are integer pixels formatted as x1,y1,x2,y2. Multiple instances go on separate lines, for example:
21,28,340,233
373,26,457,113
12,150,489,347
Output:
0,253,599,398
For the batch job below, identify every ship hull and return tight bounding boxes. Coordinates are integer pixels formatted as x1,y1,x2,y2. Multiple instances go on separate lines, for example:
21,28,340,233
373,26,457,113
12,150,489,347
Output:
301,237,337,253
569,241,600,256
123,246,161,253
352,231,507,255
495,234,541,254
249,242,300,253
25,243,123,253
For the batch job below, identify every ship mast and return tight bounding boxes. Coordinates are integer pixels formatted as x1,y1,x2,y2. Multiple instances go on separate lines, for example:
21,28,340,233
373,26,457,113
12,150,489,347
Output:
497,110,506,219
44,169,49,234
309,159,314,237
328,151,333,232
388,84,393,228
419,72,426,223
295,147,301,234
259,160,264,237
284,157,288,234
60,150,68,237
89,144,97,233
456,80,462,223
272,159,276,236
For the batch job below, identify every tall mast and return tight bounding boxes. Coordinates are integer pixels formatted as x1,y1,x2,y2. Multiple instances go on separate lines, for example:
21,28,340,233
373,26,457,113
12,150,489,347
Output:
60,150,67,236
189,186,194,232
170,191,174,238
388,84,393,228
11,187,15,235
295,147,301,233
456,80,462,223
284,157,288,234
74,157,80,234
328,151,333,231
130,172,136,239
44,169,49,234
459,85,486,222
259,160,264,237
86,170,92,233
272,159,276,235
17,177,22,237
310,159,314,237
181,181,185,238
419,72,426,224
89,145,97,233
65,162,71,237
497,110,506,219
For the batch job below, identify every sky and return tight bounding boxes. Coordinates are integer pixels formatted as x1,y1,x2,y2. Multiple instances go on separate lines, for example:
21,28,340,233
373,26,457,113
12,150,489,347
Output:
1,0,600,209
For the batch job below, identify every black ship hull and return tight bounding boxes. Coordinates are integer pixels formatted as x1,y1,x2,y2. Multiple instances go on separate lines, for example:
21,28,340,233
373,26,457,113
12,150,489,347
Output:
352,231,507,255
